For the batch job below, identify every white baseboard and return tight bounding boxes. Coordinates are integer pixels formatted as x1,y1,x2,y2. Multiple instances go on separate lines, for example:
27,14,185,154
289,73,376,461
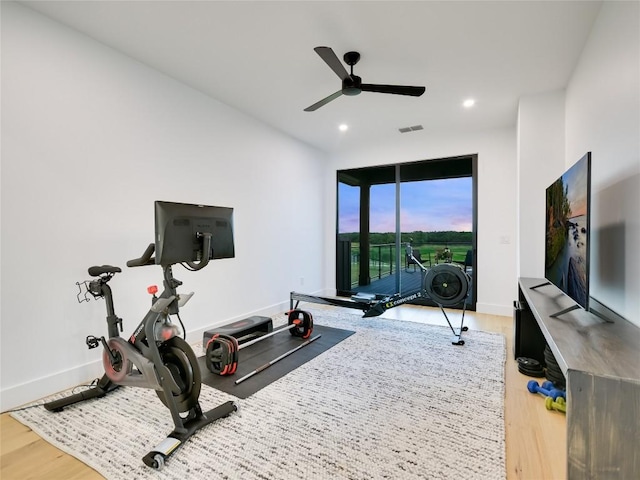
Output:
1,300,292,412
1,297,511,412
1,360,105,412
475,302,513,317
187,300,291,346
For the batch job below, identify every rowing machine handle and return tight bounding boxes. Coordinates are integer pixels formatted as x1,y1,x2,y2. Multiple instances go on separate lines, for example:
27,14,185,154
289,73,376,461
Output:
127,243,156,267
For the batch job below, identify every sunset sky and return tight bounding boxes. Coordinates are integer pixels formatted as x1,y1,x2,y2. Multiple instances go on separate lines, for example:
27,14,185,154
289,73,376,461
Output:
339,177,473,233
562,155,589,218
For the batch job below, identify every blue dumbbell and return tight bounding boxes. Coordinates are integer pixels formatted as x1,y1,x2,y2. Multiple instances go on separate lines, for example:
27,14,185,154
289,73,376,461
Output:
527,380,565,400
541,380,567,399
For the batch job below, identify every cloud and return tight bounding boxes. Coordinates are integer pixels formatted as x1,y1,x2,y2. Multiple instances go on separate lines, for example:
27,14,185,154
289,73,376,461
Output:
338,177,473,233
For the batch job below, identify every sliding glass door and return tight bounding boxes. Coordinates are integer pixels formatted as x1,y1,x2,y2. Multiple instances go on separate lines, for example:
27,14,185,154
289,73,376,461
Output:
336,155,477,309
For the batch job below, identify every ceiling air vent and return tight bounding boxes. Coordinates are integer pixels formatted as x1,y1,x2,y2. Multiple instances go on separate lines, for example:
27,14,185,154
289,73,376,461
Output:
398,125,424,133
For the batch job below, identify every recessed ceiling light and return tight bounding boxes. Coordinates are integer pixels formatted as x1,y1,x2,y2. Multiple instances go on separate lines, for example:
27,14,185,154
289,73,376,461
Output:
463,99,476,108
339,124,349,132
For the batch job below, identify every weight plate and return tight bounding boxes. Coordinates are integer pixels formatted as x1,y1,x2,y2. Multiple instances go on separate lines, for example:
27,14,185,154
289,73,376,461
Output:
518,365,545,378
518,365,544,372
517,357,541,368
519,367,545,376
547,372,564,383
219,334,238,376
288,309,313,338
545,371,566,385
206,335,234,375
228,334,239,375
544,357,557,368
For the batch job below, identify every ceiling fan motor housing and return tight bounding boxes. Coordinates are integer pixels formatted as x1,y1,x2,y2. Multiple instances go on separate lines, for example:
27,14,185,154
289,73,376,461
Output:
343,75,362,95
343,51,361,66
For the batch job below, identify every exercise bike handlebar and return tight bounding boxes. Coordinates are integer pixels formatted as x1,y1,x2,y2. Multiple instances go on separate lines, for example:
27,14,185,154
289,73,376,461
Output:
127,243,156,268
184,233,211,271
126,234,212,270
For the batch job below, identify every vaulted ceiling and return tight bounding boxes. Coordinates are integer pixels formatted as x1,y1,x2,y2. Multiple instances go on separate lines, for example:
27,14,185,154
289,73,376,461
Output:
22,1,602,153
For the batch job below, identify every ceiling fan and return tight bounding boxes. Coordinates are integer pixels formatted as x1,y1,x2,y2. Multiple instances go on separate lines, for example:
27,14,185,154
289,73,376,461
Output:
304,46,426,112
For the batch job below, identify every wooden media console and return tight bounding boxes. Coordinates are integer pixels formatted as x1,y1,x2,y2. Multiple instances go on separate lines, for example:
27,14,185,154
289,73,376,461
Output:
516,277,639,479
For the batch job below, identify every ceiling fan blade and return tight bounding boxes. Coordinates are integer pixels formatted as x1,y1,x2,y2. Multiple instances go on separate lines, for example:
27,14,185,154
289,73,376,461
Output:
314,46,350,81
304,90,344,112
361,84,426,97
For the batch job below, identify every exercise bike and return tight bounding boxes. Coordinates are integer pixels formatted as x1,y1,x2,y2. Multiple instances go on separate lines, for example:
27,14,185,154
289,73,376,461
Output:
44,236,237,469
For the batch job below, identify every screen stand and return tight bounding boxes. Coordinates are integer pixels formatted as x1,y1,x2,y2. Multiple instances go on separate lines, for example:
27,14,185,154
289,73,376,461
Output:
589,308,615,324
529,281,551,290
549,303,581,318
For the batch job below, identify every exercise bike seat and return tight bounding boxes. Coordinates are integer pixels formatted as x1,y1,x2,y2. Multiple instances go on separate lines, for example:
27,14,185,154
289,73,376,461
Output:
88,265,122,277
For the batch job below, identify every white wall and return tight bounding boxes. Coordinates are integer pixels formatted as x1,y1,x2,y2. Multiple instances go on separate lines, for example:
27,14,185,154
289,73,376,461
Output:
327,127,518,317
564,0,640,325
0,2,327,410
516,90,566,278
516,2,640,326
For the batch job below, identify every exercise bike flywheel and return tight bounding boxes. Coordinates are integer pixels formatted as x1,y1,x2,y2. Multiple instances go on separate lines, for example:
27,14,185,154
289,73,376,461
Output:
155,337,201,413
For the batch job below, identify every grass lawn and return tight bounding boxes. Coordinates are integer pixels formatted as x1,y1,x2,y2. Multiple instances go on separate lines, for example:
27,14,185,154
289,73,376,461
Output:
349,243,472,284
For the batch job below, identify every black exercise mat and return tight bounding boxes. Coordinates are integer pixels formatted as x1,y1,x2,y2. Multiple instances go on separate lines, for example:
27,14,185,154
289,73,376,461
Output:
198,324,354,399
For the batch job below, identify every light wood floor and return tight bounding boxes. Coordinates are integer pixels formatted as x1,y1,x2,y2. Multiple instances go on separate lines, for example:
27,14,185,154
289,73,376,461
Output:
1,305,566,479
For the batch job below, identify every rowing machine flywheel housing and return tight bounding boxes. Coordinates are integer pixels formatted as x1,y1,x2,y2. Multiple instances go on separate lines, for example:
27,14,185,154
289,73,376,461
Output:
423,263,470,307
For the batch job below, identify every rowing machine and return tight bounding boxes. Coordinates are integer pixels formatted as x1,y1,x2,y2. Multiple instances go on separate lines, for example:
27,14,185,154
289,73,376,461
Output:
291,245,472,345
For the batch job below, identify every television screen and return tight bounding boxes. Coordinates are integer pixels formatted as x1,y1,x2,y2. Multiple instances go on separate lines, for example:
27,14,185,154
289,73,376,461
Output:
155,201,235,266
544,152,591,310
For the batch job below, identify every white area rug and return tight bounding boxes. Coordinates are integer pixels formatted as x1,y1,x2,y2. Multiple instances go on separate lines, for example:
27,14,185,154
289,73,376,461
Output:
12,309,506,479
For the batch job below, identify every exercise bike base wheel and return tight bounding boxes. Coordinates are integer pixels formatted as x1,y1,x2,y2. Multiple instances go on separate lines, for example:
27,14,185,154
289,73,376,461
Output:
143,400,237,469
155,337,201,413
151,454,165,470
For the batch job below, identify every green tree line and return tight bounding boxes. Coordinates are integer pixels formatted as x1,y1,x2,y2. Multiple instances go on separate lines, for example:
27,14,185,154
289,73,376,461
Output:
545,178,571,267
338,231,472,245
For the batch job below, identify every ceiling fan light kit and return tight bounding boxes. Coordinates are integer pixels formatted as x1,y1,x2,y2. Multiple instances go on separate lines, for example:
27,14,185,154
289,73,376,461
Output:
304,46,426,111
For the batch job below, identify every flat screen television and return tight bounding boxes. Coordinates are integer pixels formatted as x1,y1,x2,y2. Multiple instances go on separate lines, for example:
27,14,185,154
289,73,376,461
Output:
155,201,235,266
543,152,591,313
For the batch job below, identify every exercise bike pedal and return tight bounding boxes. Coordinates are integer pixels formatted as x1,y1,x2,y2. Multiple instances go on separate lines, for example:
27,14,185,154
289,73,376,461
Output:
86,335,101,349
